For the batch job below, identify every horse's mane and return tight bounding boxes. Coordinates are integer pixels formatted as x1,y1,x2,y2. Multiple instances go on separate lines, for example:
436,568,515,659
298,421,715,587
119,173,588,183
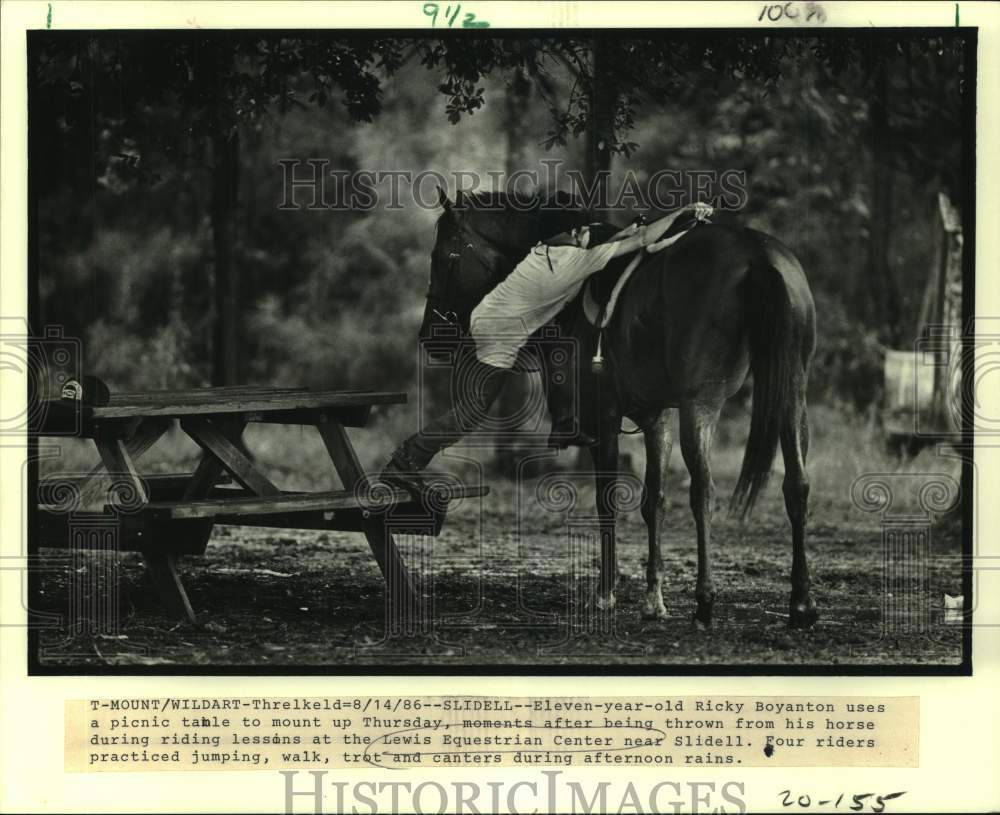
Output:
453,189,587,214
442,189,594,244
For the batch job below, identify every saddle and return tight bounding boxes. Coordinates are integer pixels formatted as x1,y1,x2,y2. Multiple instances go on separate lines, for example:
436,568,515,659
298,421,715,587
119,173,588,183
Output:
582,213,706,330
516,211,708,374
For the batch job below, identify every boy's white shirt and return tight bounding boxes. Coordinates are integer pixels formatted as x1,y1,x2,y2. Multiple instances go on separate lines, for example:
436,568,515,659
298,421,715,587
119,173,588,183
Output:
470,241,619,369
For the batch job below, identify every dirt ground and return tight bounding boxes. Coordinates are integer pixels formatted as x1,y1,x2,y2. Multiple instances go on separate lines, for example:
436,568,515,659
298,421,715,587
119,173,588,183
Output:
34,410,965,668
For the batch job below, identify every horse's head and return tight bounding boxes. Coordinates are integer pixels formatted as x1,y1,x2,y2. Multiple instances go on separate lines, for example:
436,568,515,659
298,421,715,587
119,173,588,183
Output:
421,188,501,342
420,187,590,343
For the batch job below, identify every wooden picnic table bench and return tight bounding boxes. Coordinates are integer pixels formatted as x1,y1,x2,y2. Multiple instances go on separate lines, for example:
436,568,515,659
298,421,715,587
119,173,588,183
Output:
33,385,487,625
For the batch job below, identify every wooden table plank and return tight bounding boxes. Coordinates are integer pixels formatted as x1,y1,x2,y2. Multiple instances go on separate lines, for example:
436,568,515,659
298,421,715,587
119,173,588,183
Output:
107,386,311,404
81,389,405,419
143,485,487,520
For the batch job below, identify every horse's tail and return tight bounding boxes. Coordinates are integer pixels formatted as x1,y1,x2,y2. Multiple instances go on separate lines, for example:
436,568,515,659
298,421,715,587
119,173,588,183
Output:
730,261,798,520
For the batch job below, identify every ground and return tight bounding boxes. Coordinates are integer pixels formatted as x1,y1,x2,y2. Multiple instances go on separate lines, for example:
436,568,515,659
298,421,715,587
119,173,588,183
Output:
33,404,965,669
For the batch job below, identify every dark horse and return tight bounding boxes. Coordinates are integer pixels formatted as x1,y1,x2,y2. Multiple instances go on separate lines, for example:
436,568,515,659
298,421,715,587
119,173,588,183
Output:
422,190,817,628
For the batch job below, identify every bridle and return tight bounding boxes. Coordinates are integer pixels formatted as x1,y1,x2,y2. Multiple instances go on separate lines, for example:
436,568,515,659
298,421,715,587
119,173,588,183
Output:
426,215,506,329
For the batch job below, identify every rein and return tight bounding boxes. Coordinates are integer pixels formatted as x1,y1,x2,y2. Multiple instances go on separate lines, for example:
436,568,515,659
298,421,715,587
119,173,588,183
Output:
426,217,516,329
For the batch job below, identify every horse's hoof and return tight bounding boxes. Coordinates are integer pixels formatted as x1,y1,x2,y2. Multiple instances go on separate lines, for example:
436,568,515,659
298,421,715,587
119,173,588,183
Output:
642,597,667,620
788,601,819,629
692,608,714,631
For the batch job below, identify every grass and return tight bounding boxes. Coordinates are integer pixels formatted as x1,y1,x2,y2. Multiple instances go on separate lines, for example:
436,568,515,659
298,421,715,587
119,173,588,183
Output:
34,400,965,668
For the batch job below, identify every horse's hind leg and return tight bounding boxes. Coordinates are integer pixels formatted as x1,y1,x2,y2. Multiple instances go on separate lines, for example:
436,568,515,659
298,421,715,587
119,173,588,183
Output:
679,399,723,628
641,410,674,619
782,388,818,628
589,431,622,610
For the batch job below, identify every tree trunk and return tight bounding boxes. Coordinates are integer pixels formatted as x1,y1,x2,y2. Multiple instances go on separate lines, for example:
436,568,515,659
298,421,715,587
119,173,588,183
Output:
867,58,901,345
209,51,240,386
585,36,615,217
493,69,533,478
575,37,617,469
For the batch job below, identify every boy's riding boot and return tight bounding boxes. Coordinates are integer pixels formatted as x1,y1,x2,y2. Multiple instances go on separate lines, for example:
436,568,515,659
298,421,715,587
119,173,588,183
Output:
544,336,597,449
379,448,428,503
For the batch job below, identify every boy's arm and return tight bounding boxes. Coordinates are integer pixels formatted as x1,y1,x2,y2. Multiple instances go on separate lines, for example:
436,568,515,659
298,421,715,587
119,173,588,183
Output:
606,202,713,258
606,229,647,257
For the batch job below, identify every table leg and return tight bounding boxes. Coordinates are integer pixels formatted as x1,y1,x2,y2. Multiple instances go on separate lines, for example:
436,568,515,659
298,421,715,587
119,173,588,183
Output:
142,551,197,623
78,418,170,508
181,417,281,497
316,420,419,631
182,419,249,500
94,437,150,507
169,420,249,561
93,434,198,625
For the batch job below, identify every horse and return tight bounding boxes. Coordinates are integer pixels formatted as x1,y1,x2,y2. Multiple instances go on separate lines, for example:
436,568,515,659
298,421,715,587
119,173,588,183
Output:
421,189,817,629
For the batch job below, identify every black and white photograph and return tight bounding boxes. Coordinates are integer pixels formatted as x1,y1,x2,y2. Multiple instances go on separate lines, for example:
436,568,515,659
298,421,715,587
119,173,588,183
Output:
24,14,974,671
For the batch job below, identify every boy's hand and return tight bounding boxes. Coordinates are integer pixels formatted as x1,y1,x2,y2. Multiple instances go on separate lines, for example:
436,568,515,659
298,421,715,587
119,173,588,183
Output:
688,201,714,222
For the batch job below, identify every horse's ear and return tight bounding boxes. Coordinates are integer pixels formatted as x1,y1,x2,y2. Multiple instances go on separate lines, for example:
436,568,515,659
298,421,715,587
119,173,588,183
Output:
437,185,452,211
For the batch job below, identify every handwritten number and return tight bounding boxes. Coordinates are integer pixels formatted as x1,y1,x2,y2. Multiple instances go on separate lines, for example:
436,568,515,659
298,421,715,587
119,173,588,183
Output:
782,791,905,813
872,792,906,813
424,1,489,27
462,11,489,27
759,2,827,23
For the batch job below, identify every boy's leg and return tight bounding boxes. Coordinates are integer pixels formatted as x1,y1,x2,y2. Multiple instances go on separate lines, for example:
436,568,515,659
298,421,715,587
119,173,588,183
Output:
382,356,511,495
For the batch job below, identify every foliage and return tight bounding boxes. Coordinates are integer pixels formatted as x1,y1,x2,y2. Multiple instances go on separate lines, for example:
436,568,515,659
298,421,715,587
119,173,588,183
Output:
31,31,968,416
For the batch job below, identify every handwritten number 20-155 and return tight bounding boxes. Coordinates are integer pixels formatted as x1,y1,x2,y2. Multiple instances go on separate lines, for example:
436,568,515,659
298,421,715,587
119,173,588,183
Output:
423,3,490,28
779,790,906,813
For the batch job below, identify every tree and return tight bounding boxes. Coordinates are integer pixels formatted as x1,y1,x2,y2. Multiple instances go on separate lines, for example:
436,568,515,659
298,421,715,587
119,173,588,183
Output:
32,31,967,387
32,33,408,383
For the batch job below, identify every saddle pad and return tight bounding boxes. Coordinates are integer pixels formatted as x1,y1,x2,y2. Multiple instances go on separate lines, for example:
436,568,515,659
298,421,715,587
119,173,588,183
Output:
582,221,699,327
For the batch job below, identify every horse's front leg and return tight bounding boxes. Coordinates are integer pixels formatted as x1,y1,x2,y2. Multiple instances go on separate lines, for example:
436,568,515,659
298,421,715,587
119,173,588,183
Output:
589,428,621,610
641,410,674,619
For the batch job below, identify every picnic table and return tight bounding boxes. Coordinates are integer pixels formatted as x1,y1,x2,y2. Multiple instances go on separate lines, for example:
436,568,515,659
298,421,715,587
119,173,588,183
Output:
33,385,487,625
